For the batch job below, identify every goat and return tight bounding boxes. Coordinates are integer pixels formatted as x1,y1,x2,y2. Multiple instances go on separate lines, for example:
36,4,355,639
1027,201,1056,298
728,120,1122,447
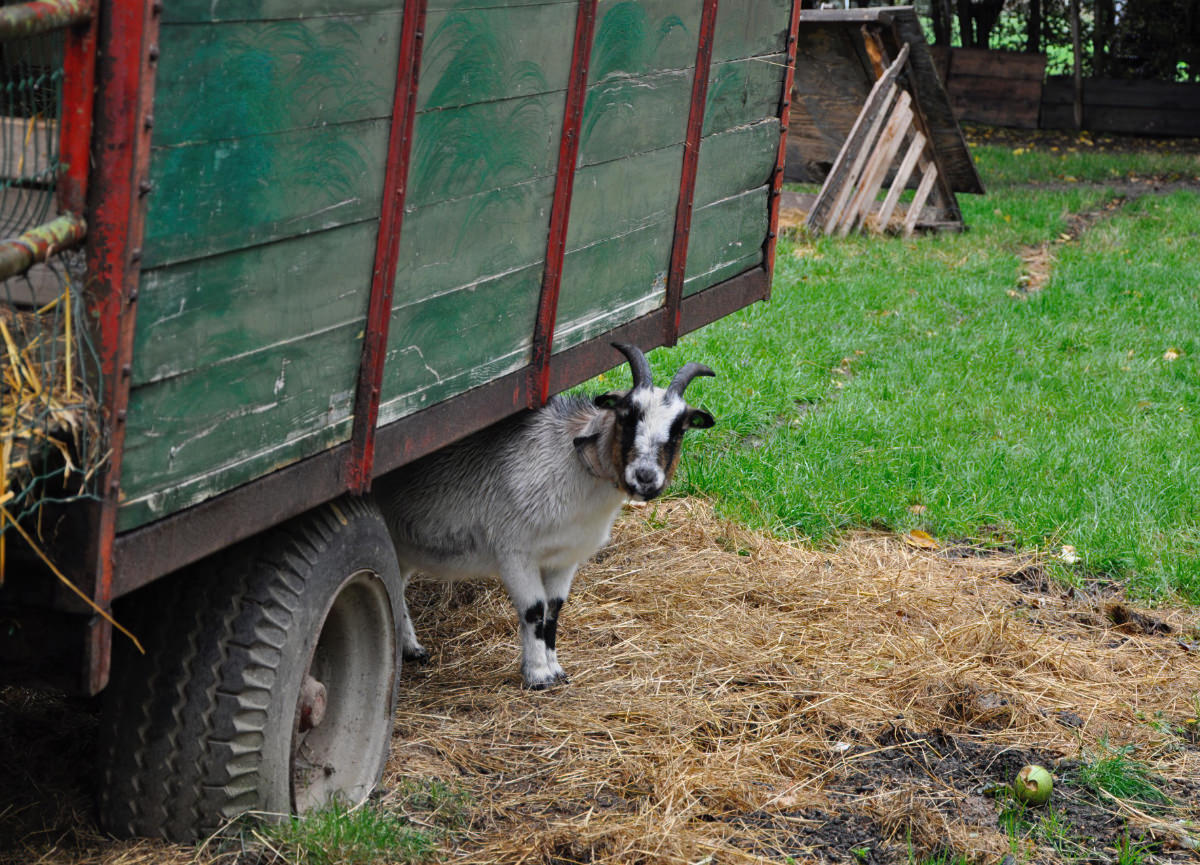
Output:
374,342,715,689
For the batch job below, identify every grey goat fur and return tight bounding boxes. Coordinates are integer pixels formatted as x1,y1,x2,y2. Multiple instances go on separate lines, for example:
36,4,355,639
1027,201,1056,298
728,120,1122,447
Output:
374,342,715,688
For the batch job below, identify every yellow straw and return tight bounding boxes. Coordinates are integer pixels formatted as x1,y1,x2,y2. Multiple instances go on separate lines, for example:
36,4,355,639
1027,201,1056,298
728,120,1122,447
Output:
62,269,73,398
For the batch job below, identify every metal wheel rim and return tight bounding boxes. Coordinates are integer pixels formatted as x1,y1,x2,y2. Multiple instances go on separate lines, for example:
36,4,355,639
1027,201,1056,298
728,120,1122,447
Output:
290,569,396,812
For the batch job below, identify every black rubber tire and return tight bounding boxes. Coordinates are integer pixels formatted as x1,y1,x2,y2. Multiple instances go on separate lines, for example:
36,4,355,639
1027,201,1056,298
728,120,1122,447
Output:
97,496,403,841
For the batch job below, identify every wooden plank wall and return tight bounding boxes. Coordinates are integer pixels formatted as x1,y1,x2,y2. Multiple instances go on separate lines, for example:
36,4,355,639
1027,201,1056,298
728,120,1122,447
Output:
553,0,789,351
120,0,789,530
1041,77,1200,137
930,46,1045,129
120,2,404,529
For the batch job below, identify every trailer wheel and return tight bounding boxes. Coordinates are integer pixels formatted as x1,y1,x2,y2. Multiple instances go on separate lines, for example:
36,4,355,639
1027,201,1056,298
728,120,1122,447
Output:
97,496,403,841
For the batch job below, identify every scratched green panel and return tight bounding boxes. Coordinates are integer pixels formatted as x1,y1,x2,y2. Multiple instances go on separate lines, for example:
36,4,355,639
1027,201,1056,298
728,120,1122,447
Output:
165,0,401,24
567,144,683,251
418,4,576,112
377,266,541,423
694,119,780,208
118,322,363,530
702,53,787,136
134,222,376,386
143,118,389,268
153,15,402,147
577,56,783,168
407,91,564,209
553,220,673,353
684,186,769,296
588,0,701,82
394,176,554,303
713,0,792,61
428,0,572,7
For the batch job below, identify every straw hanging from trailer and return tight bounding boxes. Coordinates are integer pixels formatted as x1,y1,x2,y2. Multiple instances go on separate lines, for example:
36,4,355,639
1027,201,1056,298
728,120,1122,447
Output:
1,18,103,558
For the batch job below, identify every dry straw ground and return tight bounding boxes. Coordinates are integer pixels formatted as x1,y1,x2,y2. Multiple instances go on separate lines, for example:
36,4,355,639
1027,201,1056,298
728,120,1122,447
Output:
4,498,1200,864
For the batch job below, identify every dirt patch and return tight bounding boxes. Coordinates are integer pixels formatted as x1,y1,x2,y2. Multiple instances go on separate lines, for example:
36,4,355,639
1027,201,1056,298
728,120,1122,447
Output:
4,499,1200,864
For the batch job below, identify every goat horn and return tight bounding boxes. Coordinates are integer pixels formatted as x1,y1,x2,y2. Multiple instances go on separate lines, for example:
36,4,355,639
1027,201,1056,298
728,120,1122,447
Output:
612,342,653,390
667,362,715,397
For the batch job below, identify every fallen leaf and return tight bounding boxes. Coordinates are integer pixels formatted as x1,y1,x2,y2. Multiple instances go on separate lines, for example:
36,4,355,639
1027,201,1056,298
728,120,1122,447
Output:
904,529,938,550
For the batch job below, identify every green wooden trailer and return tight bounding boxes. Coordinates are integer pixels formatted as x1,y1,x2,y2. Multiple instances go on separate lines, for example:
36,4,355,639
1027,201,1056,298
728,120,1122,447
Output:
0,0,800,839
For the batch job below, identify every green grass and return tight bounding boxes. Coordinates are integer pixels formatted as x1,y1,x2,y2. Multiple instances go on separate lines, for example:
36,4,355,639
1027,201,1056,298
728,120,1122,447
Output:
635,143,1200,601
241,779,469,865
1073,740,1173,810
251,799,439,865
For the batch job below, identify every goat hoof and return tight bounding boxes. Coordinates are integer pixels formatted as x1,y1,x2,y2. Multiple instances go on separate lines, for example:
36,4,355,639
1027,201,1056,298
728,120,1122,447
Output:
403,646,431,665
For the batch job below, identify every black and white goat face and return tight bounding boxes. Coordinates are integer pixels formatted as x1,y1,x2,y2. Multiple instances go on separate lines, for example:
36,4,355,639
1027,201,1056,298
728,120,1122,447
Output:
595,343,715,501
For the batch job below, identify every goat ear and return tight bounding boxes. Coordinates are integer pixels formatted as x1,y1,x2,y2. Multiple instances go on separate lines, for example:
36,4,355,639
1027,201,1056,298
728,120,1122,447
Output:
572,432,608,479
686,407,715,430
594,392,623,411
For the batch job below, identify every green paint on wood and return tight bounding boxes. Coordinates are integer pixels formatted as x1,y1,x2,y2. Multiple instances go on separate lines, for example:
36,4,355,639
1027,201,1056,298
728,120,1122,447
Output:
566,144,683,251
165,0,402,24
588,0,695,85
134,221,376,385
702,53,787,136
395,177,554,304
378,264,541,418
119,321,364,526
554,220,674,353
154,16,401,148
694,119,780,207
684,186,769,295
117,418,354,531
418,5,574,112
408,93,563,208
143,118,390,268
713,0,792,61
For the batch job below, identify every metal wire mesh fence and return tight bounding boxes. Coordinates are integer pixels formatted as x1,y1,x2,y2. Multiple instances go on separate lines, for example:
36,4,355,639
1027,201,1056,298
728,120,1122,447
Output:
1,19,103,550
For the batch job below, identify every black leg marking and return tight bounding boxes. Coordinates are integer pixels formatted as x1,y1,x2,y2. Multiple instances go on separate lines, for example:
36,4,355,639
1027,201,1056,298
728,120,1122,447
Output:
524,601,546,641
544,598,564,651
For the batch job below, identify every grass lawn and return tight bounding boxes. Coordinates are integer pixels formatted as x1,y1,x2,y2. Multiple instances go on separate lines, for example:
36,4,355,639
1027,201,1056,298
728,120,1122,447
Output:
634,137,1200,601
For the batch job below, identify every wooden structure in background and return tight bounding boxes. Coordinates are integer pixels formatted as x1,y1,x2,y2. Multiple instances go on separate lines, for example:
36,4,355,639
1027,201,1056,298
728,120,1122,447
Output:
786,7,983,236
1041,77,1200,136
929,47,1046,129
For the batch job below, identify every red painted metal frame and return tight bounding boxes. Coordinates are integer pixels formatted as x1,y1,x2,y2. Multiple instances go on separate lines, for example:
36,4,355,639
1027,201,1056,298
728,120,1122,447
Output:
765,0,804,295
663,0,719,347
81,0,160,695
347,0,429,494
526,0,599,409
58,1,97,214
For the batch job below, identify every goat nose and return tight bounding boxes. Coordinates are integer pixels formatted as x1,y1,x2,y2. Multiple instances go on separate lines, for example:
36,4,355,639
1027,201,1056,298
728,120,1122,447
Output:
634,467,657,486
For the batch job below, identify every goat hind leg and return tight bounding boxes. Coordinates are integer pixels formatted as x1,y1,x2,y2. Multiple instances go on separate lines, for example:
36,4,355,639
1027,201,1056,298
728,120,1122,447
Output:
397,569,430,664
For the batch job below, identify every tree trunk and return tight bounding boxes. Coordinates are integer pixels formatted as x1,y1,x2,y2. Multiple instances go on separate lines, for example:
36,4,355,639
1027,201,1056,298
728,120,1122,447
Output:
956,0,974,46
1026,0,1042,53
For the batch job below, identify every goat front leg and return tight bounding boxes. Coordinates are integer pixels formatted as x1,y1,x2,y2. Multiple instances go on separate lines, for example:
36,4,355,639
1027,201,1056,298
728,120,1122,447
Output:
499,559,559,689
540,565,578,685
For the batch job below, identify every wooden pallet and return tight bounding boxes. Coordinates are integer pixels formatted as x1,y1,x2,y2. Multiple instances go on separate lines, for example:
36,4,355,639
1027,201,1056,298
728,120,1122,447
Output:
806,42,963,237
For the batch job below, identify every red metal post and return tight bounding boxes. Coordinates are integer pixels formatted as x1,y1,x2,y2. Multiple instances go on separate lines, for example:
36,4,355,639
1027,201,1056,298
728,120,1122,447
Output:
764,0,804,296
58,1,97,214
82,0,160,695
663,0,720,347
347,0,429,495
526,0,599,409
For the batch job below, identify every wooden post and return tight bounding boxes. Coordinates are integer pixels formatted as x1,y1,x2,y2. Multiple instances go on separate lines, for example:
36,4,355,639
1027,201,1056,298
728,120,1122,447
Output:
1070,0,1082,130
